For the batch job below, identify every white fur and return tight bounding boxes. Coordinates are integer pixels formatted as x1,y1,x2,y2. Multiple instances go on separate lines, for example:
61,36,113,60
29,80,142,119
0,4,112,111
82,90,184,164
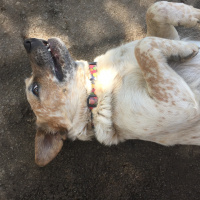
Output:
79,40,199,146
68,2,200,146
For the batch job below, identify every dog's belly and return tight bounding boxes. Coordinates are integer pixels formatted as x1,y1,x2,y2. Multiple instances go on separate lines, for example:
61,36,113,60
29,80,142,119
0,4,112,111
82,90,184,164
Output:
95,39,200,145
113,96,200,145
112,68,200,146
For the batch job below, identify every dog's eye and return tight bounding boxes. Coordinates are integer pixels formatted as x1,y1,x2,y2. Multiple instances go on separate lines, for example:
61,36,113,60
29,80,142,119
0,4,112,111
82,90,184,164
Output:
32,83,39,97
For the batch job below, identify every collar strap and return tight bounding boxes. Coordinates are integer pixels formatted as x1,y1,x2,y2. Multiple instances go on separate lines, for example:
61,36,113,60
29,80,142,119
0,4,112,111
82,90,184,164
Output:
87,62,98,110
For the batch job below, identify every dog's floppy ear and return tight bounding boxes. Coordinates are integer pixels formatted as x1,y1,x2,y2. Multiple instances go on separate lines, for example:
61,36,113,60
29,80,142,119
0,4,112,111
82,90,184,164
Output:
35,130,64,167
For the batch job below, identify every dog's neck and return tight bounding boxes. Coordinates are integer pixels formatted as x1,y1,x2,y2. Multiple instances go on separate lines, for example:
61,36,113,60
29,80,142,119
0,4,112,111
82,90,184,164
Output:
67,59,117,142
66,61,96,141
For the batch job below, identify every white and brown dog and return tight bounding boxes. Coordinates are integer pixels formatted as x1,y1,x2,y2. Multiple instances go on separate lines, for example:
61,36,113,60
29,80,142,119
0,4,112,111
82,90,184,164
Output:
24,1,200,166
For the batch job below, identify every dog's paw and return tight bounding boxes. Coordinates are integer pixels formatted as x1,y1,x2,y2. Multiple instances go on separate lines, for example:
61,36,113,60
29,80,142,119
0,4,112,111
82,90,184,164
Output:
171,4,200,28
94,126,124,146
192,7,200,27
179,43,199,62
170,43,199,62
151,2,200,28
175,6,200,28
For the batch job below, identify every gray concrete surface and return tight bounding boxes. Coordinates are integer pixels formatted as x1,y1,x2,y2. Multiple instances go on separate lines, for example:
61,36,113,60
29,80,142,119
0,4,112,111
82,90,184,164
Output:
1,0,200,199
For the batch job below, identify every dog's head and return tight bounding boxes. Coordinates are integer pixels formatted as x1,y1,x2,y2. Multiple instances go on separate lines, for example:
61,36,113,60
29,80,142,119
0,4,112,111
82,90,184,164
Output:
24,38,78,166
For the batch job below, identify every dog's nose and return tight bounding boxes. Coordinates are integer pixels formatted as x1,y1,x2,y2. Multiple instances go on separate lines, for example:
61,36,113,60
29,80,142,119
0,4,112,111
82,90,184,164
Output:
24,39,32,53
24,38,48,53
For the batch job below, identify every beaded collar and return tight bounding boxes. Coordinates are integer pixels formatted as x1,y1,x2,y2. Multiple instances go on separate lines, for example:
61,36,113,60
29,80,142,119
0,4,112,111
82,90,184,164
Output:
87,62,98,110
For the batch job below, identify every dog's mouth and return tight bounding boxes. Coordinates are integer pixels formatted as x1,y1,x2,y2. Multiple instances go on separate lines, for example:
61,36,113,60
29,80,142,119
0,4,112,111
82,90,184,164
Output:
42,39,64,81
24,37,74,81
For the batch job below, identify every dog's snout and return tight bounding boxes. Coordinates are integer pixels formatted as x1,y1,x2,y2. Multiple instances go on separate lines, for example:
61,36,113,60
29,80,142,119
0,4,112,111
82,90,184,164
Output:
24,38,48,53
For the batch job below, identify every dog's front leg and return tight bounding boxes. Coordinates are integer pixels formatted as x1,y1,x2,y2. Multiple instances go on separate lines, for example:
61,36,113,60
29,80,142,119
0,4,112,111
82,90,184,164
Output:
92,93,123,146
135,37,199,108
146,1,200,40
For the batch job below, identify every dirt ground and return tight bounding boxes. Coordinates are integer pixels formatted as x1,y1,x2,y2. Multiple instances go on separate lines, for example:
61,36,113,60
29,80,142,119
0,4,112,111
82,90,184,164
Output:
2,0,200,199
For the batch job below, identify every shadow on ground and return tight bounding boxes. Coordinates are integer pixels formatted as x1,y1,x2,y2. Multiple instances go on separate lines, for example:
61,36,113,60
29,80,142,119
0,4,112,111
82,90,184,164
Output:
1,0,200,199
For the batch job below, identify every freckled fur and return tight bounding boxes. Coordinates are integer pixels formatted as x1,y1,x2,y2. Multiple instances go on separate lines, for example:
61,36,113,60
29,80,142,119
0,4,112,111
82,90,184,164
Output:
26,1,200,166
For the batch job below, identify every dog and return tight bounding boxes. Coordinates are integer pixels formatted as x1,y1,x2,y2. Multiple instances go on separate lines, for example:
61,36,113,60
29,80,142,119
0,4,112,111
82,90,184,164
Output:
24,1,200,167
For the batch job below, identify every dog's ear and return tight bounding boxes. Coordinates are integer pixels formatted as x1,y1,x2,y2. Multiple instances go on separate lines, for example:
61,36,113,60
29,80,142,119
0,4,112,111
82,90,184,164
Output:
35,130,64,167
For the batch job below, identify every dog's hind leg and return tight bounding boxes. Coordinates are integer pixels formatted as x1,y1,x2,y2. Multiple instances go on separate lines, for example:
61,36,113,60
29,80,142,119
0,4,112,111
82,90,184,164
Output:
146,1,200,40
135,37,199,109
